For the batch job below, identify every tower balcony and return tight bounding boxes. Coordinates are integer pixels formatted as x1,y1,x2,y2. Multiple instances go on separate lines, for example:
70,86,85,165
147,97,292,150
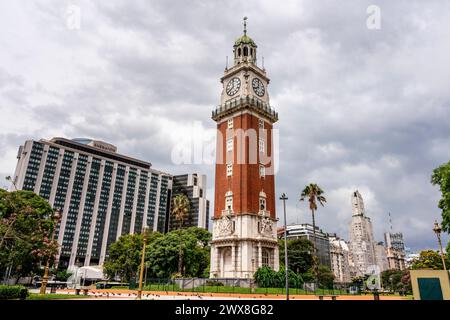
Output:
221,209,234,216
212,95,278,123
258,209,270,217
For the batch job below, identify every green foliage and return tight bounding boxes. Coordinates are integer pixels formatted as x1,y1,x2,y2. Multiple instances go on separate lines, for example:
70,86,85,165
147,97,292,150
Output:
55,269,72,281
146,227,211,278
0,189,58,282
0,285,29,300
381,269,411,293
315,265,334,289
253,266,303,288
410,249,450,270
431,160,450,233
103,233,148,282
279,238,314,273
205,280,224,286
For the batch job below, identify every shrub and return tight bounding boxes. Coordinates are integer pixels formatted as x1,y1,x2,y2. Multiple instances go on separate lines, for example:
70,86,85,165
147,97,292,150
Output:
0,285,29,300
205,280,224,286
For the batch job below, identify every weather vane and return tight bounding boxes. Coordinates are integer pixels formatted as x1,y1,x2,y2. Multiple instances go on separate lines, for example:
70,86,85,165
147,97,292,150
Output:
243,16,247,35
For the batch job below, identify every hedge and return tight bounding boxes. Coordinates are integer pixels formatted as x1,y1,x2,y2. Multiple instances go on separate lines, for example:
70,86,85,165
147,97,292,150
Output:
0,285,29,300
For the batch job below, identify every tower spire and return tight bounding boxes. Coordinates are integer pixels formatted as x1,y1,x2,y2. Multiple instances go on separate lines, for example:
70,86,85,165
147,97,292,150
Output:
243,16,247,35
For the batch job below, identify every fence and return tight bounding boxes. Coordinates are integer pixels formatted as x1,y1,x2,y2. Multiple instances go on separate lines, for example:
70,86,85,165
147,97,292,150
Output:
126,278,362,296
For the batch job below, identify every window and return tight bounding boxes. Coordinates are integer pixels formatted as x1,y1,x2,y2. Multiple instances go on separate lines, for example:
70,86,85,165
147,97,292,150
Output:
244,46,248,56
259,138,265,153
227,138,233,152
225,192,233,211
259,165,265,178
227,118,233,129
258,119,264,129
227,164,233,177
262,249,270,267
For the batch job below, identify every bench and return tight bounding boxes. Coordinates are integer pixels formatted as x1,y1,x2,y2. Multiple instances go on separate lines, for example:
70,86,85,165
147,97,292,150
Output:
316,295,339,300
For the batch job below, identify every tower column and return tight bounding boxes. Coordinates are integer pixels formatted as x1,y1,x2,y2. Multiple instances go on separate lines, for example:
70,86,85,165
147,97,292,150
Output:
231,243,236,277
258,243,262,269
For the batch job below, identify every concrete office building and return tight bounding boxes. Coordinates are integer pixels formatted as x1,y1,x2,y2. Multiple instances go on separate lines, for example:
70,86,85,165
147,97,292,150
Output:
385,232,406,270
11,137,173,268
348,190,377,276
280,224,331,267
168,173,210,231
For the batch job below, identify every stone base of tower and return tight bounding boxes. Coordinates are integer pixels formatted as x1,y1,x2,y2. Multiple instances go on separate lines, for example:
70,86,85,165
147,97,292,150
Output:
209,213,279,279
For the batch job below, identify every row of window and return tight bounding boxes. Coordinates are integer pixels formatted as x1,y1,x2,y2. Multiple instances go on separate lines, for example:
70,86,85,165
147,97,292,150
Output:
226,164,265,178
224,191,267,212
227,118,265,129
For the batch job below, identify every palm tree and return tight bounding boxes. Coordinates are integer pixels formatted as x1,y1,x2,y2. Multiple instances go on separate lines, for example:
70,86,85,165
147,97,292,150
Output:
171,194,190,275
299,183,326,285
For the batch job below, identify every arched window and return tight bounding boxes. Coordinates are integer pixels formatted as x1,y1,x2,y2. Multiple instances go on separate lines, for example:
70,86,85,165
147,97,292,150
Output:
244,46,248,56
238,48,241,56
250,48,253,56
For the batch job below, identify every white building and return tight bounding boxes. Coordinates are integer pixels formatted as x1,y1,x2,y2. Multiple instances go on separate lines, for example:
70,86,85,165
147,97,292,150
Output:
348,190,377,276
329,235,351,283
375,242,389,272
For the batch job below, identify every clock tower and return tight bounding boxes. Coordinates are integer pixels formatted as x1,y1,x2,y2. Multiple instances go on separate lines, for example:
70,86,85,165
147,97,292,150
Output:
210,18,279,279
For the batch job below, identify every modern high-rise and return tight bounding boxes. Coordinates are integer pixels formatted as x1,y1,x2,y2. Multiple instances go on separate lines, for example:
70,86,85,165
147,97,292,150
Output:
384,232,406,270
12,137,173,268
279,224,331,268
348,190,377,276
168,173,210,231
210,18,279,278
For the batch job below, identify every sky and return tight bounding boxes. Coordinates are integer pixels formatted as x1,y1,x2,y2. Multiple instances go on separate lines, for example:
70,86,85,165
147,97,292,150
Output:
0,0,449,252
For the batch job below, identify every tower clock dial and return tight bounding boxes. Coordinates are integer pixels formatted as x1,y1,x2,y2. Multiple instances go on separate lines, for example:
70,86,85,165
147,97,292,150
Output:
226,77,241,96
252,78,265,97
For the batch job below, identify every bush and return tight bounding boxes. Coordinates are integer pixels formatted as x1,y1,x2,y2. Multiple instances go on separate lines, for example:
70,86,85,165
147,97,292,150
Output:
205,280,224,286
0,285,29,300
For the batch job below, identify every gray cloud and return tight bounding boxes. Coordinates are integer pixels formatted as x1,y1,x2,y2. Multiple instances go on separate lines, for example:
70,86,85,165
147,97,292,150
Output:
0,0,449,251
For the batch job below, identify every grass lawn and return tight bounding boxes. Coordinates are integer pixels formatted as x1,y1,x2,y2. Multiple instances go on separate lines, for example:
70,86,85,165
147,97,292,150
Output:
27,293,92,300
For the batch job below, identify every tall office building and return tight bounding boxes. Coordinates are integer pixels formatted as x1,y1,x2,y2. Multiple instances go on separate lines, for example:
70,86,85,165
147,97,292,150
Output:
384,232,406,270
168,173,210,231
12,137,173,268
348,190,377,276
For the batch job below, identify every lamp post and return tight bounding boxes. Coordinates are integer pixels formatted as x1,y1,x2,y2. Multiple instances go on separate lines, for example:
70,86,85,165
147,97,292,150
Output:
136,225,149,300
433,221,447,271
280,193,289,300
40,209,62,294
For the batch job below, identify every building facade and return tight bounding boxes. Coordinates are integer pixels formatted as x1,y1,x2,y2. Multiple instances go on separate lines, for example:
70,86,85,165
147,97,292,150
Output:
210,19,279,279
348,190,377,276
329,235,351,283
12,137,173,268
384,232,406,270
375,241,389,272
168,173,210,231
280,224,331,268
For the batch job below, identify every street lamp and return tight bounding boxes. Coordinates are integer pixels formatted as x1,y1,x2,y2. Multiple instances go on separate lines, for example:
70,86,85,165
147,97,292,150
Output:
433,221,447,271
40,209,62,294
280,193,289,301
136,225,149,300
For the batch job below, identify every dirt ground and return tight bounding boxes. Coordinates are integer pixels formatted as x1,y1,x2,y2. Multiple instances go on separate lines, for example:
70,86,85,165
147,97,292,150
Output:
58,288,406,300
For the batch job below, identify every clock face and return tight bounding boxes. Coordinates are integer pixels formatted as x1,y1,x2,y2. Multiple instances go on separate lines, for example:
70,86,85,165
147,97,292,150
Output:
226,77,241,96
252,78,265,97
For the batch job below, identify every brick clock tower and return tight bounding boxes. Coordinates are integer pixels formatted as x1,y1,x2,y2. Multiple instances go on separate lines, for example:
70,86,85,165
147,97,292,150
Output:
210,18,279,279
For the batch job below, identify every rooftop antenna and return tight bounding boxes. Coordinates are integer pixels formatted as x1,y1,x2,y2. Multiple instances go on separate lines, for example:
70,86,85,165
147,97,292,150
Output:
389,212,393,232
225,56,228,70
262,56,265,70
243,16,247,35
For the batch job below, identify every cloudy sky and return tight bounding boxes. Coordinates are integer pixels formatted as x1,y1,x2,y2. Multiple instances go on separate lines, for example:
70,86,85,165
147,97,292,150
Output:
1,0,449,251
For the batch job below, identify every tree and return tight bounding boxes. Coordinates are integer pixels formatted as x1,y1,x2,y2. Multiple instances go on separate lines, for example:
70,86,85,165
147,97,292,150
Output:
431,160,450,235
146,227,211,279
279,238,314,273
171,194,190,275
316,265,334,289
0,189,58,283
299,183,327,280
381,269,403,292
254,266,303,288
410,249,450,270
